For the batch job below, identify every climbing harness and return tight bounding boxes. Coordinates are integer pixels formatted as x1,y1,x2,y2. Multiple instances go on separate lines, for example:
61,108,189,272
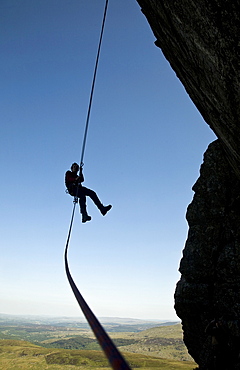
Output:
64,1,131,369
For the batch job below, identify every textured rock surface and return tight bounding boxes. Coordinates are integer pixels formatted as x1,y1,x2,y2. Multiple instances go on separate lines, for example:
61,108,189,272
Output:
175,140,240,368
136,0,240,178
135,1,240,368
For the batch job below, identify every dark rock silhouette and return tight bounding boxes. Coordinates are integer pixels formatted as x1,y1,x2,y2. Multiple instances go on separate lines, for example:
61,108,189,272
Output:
136,1,240,368
175,140,240,368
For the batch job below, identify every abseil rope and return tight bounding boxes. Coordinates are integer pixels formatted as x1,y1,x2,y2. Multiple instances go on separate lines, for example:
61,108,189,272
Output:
64,1,132,369
80,0,109,167
65,237,131,370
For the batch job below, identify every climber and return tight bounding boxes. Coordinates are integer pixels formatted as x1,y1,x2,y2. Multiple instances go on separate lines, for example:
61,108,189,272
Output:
65,163,112,223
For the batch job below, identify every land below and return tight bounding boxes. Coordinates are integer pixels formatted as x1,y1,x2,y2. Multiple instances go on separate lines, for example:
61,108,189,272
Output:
0,314,196,369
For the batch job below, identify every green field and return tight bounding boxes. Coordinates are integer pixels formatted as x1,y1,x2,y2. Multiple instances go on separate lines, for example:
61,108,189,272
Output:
0,339,196,369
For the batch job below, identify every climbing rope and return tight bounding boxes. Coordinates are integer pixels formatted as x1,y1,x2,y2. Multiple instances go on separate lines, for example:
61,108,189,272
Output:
64,1,132,369
80,0,109,167
65,236,131,370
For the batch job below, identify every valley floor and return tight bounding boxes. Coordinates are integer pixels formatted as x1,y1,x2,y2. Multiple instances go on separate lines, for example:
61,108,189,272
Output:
0,317,196,369
0,339,196,370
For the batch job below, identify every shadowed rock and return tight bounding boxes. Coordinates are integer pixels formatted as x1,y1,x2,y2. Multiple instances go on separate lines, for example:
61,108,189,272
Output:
136,1,240,368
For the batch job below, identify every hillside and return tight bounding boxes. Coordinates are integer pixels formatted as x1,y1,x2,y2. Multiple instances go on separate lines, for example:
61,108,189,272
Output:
110,324,192,362
0,339,196,369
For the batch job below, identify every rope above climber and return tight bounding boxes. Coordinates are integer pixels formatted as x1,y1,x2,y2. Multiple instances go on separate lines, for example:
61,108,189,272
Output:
65,162,112,223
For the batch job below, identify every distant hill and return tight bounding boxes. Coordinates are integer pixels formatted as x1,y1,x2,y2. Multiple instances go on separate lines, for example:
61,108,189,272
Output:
110,324,193,362
0,313,178,331
41,335,138,351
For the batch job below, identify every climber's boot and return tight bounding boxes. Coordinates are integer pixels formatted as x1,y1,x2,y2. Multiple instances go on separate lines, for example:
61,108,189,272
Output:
82,213,91,223
100,205,112,216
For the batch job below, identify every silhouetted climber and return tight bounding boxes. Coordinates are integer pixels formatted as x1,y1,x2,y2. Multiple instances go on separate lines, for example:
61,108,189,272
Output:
65,163,112,223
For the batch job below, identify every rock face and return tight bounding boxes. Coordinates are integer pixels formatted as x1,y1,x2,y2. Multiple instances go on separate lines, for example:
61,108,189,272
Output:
175,139,240,368
136,0,240,178
136,0,240,368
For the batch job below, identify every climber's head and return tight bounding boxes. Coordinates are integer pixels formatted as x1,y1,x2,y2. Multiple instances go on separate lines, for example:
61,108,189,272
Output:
71,163,79,172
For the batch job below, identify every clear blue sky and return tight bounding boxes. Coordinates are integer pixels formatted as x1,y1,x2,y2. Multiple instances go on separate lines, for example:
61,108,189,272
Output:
1,0,215,321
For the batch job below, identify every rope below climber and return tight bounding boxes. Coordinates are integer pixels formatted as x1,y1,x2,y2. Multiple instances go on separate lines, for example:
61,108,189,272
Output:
64,239,131,370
